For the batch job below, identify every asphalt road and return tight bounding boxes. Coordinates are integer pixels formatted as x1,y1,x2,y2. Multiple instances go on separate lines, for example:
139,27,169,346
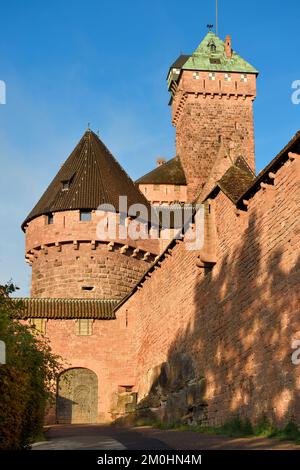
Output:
32,424,172,450
31,424,300,451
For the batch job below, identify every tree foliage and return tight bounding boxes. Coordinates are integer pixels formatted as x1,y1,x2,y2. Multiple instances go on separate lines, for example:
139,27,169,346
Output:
0,283,62,449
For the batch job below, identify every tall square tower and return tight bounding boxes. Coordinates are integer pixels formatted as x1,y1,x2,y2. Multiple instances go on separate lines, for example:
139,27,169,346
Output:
168,32,258,201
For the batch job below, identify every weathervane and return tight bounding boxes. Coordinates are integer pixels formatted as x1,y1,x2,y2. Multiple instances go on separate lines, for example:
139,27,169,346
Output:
207,0,218,34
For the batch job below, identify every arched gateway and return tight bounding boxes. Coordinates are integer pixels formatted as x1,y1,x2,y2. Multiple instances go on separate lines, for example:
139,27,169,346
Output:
57,368,98,424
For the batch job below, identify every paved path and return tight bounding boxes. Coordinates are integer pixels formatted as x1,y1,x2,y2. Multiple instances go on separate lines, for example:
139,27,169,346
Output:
32,424,172,450
32,424,300,451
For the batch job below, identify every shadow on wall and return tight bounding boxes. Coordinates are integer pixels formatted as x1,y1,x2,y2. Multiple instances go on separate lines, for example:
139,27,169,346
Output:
125,210,300,427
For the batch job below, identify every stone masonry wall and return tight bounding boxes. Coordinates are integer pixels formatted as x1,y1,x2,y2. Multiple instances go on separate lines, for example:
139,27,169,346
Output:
25,210,159,299
172,70,256,202
117,155,300,426
176,95,255,201
30,242,148,299
42,306,138,423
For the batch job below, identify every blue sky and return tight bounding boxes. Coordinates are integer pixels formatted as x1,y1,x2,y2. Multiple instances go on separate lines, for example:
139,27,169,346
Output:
0,0,299,296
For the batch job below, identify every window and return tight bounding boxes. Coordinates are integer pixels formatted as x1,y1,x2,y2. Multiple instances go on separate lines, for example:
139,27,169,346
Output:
193,72,200,80
153,185,160,191
82,286,94,291
80,210,92,222
210,58,221,64
30,318,46,334
224,73,231,82
208,72,216,81
62,180,70,190
208,41,216,53
75,319,93,336
240,74,248,83
47,213,54,225
174,185,180,192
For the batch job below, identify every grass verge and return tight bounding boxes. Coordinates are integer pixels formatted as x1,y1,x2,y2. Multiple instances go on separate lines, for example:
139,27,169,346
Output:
136,416,300,445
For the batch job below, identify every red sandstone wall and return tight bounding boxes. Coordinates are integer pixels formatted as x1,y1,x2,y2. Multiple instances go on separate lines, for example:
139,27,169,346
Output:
172,70,256,201
175,95,255,201
118,156,300,426
25,211,160,256
43,308,137,423
25,211,160,299
138,183,188,205
30,242,148,299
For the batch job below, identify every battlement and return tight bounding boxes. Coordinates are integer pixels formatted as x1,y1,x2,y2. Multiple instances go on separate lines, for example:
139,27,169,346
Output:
25,211,161,260
172,70,256,125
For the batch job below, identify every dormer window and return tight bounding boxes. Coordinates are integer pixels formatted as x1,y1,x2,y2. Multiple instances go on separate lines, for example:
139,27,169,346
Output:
47,213,54,225
208,40,216,53
80,210,92,222
62,180,70,191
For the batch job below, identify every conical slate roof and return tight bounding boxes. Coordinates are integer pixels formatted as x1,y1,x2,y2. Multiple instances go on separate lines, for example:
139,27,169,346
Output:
136,156,187,185
22,130,150,229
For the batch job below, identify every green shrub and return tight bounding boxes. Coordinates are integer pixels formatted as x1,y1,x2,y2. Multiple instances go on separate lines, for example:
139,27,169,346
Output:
220,416,253,437
0,283,62,449
270,421,300,443
147,415,300,445
253,415,277,437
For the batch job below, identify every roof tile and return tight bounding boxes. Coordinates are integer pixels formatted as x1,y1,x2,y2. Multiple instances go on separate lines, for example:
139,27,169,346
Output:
136,156,187,185
22,130,150,229
13,297,118,319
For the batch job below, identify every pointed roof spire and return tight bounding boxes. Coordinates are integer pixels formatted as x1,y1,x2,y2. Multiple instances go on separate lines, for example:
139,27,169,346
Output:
22,130,150,229
182,32,258,74
168,32,258,92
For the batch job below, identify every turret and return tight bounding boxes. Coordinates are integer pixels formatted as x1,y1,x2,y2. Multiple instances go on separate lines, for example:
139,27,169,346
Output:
22,130,159,299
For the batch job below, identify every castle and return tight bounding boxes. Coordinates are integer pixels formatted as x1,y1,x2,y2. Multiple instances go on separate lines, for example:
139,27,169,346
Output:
19,32,300,426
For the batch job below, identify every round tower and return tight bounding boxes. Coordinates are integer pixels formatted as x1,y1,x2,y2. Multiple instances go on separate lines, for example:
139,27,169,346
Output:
22,130,159,300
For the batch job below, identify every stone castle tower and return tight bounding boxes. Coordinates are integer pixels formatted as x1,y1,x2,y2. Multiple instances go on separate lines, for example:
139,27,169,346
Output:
22,130,159,301
167,32,258,201
19,31,293,428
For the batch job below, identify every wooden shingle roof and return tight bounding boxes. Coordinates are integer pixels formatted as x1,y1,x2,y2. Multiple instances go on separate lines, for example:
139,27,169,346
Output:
13,298,118,319
136,156,187,185
216,156,255,203
22,130,150,229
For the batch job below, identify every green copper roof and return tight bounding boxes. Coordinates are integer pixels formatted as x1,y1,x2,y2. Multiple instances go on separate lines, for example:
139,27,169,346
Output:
182,32,258,74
